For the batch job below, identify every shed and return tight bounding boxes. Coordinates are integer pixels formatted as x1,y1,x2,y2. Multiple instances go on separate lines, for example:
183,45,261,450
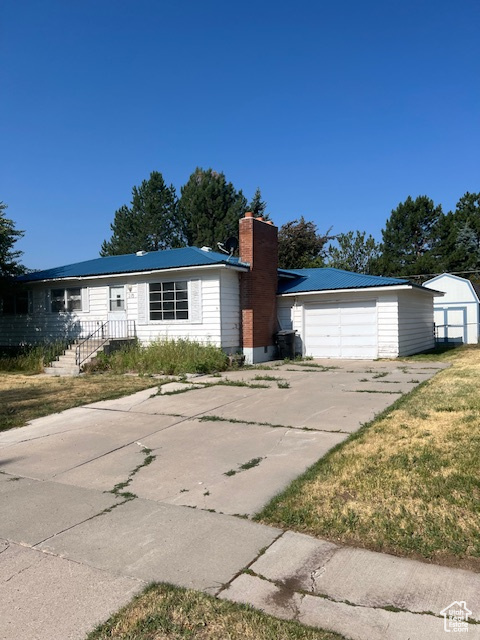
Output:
424,273,480,344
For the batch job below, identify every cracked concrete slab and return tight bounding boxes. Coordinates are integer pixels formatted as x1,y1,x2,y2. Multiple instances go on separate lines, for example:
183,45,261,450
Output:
249,531,480,621
0,413,180,479
199,385,401,431
0,542,143,640
54,441,151,492
0,479,118,546
133,384,263,417
38,498,281,594
219,573,480,640
82,385,160,411
133,420,347,514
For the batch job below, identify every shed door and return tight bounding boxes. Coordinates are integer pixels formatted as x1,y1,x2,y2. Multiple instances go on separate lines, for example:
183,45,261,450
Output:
304,300,378,358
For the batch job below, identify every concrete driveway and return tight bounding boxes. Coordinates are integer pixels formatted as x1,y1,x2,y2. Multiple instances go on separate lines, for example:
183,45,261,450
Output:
0,359,448,639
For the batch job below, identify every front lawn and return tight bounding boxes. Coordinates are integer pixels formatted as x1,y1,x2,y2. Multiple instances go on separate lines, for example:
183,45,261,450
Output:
257,346,480,571
0,373,162,432
87,583,344,640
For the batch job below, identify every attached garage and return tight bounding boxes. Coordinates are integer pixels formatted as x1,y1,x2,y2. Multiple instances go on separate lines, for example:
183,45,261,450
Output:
304,300,377,358
277,268,441,359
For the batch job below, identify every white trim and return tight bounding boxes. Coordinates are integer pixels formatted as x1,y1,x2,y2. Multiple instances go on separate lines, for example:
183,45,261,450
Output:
278,284,441,297
22,262,248,285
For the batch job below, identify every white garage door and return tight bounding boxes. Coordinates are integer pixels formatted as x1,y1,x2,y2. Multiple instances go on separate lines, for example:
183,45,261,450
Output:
305,300,378,359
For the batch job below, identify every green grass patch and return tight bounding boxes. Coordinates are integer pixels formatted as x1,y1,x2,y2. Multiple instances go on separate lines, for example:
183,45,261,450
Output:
86,338,229,376
0,373,162,432
257,347,480,571
86,582,344,640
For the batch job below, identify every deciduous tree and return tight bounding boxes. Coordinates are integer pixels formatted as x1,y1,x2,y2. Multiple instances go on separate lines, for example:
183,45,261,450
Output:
327,230,381,274
278,217,332,269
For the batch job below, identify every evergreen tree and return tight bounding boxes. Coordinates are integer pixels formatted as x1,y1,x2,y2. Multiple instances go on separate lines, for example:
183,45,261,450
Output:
376,195,442,276
278,217,333,269
327,230,381,274
0,201,25,302
248,187,269,219
178,168,247,248
435,192,480,274
0,201,24,280
101,172,183,256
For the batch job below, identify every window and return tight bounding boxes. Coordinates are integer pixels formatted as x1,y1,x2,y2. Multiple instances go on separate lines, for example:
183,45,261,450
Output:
51,288,82,312
109,286,125,311
149,281,188,321
1,291,30,315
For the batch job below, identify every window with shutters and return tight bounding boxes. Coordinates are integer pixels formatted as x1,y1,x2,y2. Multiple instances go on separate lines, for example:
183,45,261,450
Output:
149,281,189,321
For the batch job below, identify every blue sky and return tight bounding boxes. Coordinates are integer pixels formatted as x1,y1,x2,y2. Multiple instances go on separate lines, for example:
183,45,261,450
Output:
2,0,479,269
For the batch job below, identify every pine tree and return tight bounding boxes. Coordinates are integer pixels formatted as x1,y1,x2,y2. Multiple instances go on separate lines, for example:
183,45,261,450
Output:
101,172,183,256
377,196,442,277
248,187,269,219
178,168,247,248
437,193,480,275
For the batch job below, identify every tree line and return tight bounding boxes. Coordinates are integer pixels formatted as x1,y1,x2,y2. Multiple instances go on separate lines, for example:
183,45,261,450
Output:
1,168,479,299
100,169,480,282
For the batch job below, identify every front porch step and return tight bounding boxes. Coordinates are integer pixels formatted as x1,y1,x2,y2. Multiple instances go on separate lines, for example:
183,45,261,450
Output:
44,341,109,376
44,365,81,377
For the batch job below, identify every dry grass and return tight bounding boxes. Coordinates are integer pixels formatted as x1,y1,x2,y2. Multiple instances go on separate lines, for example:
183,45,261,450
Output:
0,373,162,432
257,346,480,571
87,583,344,640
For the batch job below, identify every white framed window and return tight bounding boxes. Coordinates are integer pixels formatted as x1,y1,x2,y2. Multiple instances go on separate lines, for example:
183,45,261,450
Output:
149,281,188,321
51,288,82,312
109,285,125,311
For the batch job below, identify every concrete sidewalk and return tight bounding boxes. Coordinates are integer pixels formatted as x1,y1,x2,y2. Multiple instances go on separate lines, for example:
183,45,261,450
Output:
2,359,477,640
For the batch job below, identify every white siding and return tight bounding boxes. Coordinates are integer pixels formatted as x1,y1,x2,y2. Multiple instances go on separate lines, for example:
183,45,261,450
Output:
397,290,435,356
219,269,241,351
377,295,399,358
0,268,234,350
424,274,479,344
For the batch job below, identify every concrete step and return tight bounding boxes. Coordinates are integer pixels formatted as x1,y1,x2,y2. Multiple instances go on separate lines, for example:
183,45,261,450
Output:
44,366,80,376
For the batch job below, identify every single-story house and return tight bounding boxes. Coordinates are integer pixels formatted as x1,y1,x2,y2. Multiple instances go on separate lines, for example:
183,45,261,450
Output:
424,273,480,344
1,213,441,363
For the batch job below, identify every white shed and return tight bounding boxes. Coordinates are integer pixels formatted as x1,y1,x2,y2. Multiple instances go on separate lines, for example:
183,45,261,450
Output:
424,273,480,344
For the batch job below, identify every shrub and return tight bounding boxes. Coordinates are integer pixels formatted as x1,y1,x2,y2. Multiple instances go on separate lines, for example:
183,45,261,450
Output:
85,338,229,376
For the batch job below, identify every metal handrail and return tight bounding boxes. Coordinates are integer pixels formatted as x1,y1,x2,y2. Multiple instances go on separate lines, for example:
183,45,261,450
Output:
75,320,136,366
76,322,109,366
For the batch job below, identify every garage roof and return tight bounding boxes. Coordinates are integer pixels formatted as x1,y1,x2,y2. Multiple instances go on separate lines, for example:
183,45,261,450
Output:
278,268,408,294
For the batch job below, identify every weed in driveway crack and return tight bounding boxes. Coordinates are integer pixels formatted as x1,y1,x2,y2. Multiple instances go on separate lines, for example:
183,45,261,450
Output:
107,443,156,504
224,457,264,476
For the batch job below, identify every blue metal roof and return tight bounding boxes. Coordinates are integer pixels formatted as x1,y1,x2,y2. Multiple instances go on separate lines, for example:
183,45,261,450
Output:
278,268,408,294
19,247,247,282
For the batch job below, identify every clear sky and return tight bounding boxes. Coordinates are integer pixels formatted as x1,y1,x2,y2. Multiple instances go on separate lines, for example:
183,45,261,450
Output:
2,0,479,269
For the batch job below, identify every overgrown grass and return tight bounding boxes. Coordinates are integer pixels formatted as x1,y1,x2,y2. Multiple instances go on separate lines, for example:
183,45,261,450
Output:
0,342,67,374
257,346,480,571
0,374,162,432
86,339,229,376
86,583,344,640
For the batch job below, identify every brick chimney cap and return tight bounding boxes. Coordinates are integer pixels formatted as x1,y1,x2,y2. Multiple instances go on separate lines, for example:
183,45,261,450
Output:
244,211,254,218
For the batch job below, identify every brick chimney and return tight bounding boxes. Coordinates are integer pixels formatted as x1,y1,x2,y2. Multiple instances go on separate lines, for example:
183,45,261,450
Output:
239,212,278,363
